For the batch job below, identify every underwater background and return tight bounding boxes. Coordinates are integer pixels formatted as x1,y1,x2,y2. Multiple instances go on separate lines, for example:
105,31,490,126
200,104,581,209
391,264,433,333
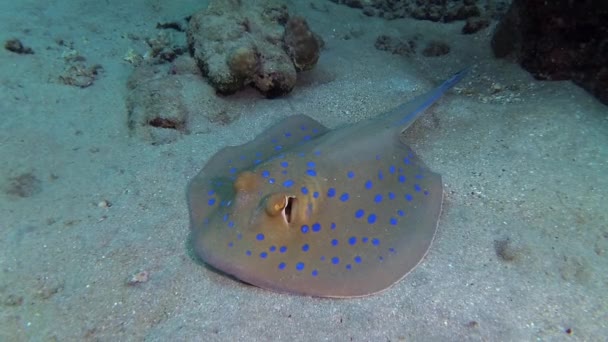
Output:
1,0,607,340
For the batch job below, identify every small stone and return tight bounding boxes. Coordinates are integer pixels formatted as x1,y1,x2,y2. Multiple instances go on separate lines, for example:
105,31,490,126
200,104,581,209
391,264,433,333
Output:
494,238,518,262
462,17,490,34
466,320,479,328
4,38,34,54
422,40,450,57
124,48,144,66
97,200,111,208
374,35,416,57
491,82,504,94
4,294,24,306
127,270,150,285
5,172,42,198
362,7,376,17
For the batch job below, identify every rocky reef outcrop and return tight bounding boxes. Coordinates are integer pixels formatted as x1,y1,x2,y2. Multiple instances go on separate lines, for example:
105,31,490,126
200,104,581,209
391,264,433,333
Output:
491,0,608,105
329,0,509,22
187,0,321,98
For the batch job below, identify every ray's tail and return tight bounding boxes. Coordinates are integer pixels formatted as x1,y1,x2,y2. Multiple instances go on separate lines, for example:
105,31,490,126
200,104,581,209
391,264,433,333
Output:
391,67,471,130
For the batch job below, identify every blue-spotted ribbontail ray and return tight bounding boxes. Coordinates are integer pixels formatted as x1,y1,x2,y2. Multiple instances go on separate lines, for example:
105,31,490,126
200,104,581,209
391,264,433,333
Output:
188,68,469,297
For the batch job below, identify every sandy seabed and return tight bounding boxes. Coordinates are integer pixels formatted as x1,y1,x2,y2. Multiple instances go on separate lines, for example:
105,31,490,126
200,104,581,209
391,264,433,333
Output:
1,1,607,341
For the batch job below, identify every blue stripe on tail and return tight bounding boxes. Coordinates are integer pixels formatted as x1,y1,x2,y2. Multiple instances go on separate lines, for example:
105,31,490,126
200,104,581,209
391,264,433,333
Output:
396,67,470,126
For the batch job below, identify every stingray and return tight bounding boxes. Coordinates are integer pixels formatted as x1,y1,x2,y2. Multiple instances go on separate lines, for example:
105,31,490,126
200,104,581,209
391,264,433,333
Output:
187,68,468,297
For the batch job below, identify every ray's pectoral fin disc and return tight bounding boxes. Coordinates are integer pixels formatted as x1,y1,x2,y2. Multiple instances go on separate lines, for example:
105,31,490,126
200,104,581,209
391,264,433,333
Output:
187,69,467,297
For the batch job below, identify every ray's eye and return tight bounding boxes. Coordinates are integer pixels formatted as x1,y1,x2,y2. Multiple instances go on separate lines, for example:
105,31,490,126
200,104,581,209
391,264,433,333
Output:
265,193,286,216
264,193,296,224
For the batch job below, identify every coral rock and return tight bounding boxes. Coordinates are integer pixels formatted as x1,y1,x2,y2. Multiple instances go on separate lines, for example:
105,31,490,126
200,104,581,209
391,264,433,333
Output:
187,0,320,98
284,16,320,71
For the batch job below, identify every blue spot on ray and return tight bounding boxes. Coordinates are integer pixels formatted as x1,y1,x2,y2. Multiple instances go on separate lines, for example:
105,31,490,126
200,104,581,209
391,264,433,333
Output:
355,209,365,219
256,233,265,241
327,188,336,197
347,171,355,179
283,179,295,188
340,193,350,202
306,169,317,177
296,262,305,271
278,262,286,270
365,180,373,189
